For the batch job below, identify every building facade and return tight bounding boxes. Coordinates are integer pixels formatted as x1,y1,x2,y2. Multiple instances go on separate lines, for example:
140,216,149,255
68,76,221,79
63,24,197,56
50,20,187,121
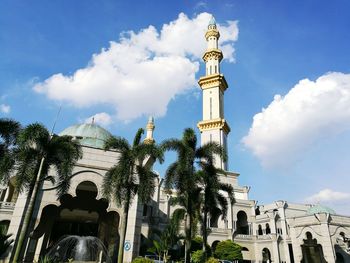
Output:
0,18,350,263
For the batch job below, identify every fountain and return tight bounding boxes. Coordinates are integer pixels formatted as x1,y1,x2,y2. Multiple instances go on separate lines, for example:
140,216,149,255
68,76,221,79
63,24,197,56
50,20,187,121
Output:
45,235,112,263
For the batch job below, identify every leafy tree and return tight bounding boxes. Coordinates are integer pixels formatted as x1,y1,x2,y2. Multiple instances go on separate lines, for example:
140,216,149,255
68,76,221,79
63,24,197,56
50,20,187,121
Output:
214,240,242,261
162,128,225,263
198,163,233,260
0,118,21,184
12,123,82,262
103,128,164,263
191,250,204,263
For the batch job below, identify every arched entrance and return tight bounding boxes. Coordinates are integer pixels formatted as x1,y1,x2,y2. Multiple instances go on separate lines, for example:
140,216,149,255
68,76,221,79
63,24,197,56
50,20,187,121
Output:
236,211,249,234
262,248,271,263
31,181,120,261
211,240,220,252
300,232,327,263
210,208,221,228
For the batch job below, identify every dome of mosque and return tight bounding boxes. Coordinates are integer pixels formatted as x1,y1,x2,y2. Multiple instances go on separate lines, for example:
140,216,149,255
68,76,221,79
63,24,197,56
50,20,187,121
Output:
59,123,112,149
307,204,336,215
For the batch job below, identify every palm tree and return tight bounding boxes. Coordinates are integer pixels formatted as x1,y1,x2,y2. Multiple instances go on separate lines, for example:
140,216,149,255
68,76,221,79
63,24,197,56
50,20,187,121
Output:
198,162,233,260
102,128,164,263
12,123,82,262
0,118,21,184
162,128,226,263
168,196,201,262
148,217,183,263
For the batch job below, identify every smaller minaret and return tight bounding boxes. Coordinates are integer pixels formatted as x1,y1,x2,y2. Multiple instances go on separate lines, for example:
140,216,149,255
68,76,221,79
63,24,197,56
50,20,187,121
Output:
144,116,155,144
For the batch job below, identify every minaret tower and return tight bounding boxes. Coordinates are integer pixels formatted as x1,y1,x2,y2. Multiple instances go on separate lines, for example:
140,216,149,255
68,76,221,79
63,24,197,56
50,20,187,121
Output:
144,116,155,144
197,16,230,170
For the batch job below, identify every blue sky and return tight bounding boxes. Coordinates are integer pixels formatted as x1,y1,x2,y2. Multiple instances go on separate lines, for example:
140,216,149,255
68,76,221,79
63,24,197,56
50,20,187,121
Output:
1,0,350,214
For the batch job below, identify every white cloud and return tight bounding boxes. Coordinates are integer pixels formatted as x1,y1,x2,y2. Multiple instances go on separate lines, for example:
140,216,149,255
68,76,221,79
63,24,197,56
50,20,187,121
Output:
242,72,350,168
305,189,350,203
84,112,112,127
0,104,10,114
34,12,238,122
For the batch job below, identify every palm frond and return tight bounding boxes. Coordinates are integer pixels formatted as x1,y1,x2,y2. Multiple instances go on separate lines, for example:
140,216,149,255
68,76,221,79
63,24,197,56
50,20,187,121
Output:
196,141,227,163
104,136,129,152
17,123,50,153
136,166,156,203
0,118,21,147
161,139,184,154
133,128,144,147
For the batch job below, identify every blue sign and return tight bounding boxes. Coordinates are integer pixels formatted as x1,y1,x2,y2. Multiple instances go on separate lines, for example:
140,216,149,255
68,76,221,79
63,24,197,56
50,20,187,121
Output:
124,241,131,251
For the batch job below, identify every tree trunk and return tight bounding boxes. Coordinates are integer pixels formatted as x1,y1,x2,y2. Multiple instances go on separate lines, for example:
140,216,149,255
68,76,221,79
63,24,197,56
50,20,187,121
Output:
118,202,129,263
202,211,208,261
12,157,45,263
184,212,192,263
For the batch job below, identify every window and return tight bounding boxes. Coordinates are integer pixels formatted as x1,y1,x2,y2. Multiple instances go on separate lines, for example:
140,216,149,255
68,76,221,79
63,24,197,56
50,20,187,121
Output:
210,97,212,119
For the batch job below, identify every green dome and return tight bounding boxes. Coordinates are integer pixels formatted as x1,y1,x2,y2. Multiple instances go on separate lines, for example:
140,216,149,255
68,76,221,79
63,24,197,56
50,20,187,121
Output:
59,123,112,149
307,204,336,215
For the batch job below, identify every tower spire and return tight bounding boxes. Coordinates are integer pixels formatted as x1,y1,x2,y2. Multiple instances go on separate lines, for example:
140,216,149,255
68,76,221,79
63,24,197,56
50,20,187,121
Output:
197,16,230,170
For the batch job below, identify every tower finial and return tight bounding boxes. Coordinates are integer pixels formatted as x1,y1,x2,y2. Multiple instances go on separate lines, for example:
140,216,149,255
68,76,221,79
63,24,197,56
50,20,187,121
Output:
209,16,216,26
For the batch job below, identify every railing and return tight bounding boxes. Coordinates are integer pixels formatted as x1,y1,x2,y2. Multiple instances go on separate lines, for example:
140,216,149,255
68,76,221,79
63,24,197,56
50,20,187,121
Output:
0,202,15,212
235,234,254,240
257,235,272,240
210,227,229,233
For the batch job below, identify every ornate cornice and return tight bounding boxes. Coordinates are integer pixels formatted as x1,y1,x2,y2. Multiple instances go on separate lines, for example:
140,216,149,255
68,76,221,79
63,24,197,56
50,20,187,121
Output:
197,118,230,134
198,74,228,93
202,49,223,62
205,29,220,40
143,138,155,144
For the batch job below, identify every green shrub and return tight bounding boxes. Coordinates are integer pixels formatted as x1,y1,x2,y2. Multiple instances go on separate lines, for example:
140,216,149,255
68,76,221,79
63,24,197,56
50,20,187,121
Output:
191,250,204,263
131,257,154,263
214,240,242,261
205,257,219,263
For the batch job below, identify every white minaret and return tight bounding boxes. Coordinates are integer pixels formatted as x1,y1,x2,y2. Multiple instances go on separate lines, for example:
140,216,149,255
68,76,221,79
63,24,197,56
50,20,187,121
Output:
197,16,230,170
144,116,155,144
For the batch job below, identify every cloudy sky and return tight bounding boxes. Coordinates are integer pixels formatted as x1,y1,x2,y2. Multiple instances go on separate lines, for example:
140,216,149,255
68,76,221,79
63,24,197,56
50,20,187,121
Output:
1,0,350,214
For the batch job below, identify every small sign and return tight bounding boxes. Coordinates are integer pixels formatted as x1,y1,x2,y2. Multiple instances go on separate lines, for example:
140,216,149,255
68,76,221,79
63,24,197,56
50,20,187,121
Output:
124,241,131,251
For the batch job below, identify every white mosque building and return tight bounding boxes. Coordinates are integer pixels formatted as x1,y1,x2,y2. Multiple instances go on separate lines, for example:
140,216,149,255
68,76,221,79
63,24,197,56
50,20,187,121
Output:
1,17,350,263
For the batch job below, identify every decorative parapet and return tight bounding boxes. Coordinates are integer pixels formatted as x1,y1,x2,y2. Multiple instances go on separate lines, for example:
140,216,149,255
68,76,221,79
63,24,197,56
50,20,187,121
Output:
197,118,230,134
143,138,155,144
203,49,223,62
198,74,228,93
205,29,220,40
0,202,15,213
